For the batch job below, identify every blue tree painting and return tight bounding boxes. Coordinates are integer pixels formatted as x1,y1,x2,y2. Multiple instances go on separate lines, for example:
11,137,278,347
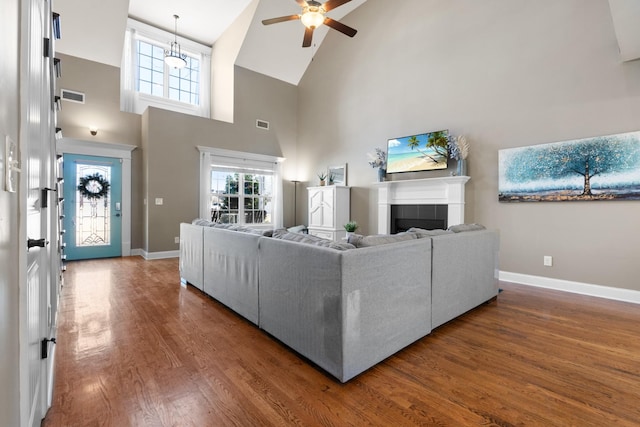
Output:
499,131,640,202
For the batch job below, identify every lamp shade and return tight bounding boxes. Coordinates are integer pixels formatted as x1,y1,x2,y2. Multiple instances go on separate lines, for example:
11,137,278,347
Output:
165,52,187,69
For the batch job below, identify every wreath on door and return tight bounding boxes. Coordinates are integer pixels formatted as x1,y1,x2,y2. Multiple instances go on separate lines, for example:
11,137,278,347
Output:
77,173,110,200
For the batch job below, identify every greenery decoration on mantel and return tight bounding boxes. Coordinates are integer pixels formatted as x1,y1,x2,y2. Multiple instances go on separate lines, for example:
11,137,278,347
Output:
77,173,110,200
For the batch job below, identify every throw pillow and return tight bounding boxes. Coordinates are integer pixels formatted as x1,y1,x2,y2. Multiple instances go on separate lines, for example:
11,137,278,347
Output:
347,233,363,246
407,227,453,237
448,223,486,233
352,232,417,248
286,225,307,234
272,229,355,250
212,223,235,229
192,218,215,226
228,225,273,236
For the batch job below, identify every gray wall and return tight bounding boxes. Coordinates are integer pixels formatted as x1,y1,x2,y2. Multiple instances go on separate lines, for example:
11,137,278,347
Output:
297,0,640,291
55,54,141,145
56,53,144,250
56,55,299,255
0,0,21,424
143,66,298,253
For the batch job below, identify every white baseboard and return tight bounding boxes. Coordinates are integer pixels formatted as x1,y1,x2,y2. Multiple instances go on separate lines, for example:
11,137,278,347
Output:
499,271,640,305
133,249,179,260
130,248,144,257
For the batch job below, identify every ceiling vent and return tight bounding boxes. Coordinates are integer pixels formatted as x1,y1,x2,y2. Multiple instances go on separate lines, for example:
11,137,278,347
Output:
256,119,270,130
60,89,85,104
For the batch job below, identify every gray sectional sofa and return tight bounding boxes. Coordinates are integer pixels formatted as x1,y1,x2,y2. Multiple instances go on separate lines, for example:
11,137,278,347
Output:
179,221,499,382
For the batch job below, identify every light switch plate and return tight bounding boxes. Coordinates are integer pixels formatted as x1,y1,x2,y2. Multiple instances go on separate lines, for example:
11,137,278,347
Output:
155,198,163,205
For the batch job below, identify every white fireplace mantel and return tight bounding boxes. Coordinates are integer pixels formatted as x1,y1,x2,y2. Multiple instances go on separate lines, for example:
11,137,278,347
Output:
374,176,470,234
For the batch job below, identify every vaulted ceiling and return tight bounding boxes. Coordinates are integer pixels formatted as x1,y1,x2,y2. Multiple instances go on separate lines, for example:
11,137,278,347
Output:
54,0,367,85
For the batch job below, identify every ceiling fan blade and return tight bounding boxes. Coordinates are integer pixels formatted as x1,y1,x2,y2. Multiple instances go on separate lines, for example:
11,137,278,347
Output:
323,17,357,37
322,0,352,12
302,26,314,47
262,15,300,25
295,0,308,6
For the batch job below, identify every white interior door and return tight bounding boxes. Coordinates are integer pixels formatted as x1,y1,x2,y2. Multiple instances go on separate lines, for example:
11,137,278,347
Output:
20,0,53,425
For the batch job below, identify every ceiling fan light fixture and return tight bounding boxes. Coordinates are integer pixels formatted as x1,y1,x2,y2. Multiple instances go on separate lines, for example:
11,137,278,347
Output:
300,7,325,29
261,0,356,48
164,14,187,69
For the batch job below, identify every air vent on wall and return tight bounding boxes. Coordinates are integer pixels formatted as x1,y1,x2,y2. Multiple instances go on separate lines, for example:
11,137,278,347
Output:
256,119,270,130
60,89,85,104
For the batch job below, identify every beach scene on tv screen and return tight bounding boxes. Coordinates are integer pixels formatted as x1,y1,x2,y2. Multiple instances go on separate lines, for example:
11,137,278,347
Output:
387,131,448,173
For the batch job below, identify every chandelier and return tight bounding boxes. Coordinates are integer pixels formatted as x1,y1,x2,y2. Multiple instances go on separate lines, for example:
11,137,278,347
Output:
164,14,187,69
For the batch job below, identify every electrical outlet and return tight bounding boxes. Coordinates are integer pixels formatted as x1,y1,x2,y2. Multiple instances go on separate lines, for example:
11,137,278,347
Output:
174,236,179,244
543,256,553,267
155,198,163,205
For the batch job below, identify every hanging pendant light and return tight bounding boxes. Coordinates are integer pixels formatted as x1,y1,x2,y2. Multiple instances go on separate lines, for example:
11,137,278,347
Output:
164,14,187,69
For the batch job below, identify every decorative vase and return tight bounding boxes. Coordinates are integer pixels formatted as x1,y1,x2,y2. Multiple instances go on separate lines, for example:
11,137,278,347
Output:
320,180,326,186
377,167,386,182
456,159,467,177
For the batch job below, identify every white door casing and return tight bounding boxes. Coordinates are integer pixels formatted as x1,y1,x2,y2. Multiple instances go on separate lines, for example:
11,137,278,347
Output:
57,138,136,257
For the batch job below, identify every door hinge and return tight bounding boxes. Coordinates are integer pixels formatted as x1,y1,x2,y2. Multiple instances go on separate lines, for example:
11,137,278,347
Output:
41,187,57,208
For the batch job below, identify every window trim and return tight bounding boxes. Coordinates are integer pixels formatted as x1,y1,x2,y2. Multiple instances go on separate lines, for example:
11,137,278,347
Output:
121,18,211,118
198,146,285,229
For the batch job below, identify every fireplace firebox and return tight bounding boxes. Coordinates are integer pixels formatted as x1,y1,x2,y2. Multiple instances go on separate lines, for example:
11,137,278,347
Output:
390,204,448,233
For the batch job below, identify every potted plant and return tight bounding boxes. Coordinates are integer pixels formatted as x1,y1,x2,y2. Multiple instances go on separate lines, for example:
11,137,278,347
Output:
344,221,358,238
317,171,327,186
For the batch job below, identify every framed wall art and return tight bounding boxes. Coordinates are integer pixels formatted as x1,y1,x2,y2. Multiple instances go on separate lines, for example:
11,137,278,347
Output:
499,131,640,202
328,164,347,186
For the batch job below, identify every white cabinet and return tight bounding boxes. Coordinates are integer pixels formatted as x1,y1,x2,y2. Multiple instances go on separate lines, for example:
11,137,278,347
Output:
307,186,350,241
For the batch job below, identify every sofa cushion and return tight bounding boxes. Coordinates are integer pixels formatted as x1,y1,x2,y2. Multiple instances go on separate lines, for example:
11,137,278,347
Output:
272,229,355,250
448,223,486,233
348,232,417,248
407,227,453,238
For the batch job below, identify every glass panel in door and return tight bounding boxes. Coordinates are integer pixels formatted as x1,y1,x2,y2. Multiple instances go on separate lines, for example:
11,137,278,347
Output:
63,154,122,260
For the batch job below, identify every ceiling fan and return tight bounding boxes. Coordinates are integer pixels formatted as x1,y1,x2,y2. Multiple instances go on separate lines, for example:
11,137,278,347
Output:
262,0,358,48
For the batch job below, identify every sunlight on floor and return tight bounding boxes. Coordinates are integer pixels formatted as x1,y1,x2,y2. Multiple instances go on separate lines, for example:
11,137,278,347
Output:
72,267,113,358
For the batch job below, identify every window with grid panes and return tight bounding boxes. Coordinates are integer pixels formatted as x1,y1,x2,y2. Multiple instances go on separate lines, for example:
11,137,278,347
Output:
210,169,273,225
136,40,200,106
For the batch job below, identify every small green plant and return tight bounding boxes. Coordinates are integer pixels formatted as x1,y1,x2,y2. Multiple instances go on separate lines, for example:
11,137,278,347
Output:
318,172,327,185
343,221,359,232
328,172,335,184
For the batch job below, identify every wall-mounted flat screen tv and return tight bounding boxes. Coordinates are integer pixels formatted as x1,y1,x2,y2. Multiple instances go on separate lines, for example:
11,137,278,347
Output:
386,130,449,174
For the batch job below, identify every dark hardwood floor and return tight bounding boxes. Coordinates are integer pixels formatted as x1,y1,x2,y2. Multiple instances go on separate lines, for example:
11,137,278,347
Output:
43,256,640,426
